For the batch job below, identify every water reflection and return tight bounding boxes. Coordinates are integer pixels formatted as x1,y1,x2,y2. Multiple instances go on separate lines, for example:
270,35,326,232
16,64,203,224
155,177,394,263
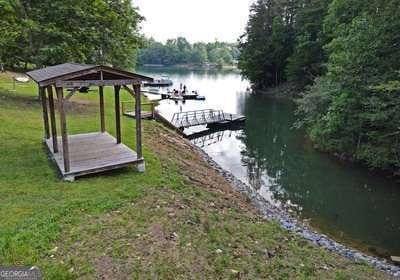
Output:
240,96,400,257
138,66,400,258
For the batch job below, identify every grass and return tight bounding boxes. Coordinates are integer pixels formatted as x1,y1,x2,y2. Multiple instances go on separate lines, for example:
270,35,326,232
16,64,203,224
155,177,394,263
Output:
0,71,392,279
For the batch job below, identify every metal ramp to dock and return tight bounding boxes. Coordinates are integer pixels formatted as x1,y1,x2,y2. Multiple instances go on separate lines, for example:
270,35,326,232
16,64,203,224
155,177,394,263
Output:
171,109,245,129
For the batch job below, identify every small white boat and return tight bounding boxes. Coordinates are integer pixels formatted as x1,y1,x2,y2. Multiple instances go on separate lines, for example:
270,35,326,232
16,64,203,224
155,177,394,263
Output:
144,75,173,87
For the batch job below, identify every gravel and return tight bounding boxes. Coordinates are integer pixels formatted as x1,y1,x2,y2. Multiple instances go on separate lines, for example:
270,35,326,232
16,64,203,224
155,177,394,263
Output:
194,144,400,277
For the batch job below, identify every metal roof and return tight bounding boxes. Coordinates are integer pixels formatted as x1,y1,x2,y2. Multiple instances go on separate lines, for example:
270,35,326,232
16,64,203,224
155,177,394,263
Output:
27,63,95,83
26,63,153,87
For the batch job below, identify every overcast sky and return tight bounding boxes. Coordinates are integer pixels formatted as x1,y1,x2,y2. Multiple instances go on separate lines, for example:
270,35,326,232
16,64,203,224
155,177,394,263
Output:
134,0,252,43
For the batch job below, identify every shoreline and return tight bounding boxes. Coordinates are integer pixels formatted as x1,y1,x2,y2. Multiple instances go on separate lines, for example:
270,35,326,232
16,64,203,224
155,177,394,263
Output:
1,71,397,278
254,84,400,180
177,128,400,277
138,64,239,71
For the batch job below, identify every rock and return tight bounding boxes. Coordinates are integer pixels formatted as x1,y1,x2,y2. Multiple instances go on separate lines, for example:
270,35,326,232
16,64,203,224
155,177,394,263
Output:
193,134,400,277
49,246,58,253
391,256,400,264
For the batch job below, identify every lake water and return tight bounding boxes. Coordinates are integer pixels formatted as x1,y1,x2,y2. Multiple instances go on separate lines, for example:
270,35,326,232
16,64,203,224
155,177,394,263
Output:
137,66,400,258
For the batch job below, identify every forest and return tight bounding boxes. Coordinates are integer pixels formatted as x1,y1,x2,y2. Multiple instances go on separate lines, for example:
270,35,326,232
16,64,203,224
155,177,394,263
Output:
137,37,240,67
0,0,144,70
238,0,400,175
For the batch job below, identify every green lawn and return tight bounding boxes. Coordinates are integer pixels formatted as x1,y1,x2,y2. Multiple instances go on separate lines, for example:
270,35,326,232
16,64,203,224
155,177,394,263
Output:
0,72,391,279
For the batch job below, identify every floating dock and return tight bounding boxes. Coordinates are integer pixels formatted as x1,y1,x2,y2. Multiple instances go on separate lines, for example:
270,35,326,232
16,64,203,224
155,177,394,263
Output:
171,109,245,129
152,109,245,137
123,111,154,119
161,92,206,101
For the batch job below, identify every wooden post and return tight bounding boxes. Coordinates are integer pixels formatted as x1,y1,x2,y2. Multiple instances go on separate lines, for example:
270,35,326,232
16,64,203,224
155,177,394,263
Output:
114,85,121,144
133,84,142,159
99,86,105,133
47,86,58,153
56,87,70,173
40,87,50,140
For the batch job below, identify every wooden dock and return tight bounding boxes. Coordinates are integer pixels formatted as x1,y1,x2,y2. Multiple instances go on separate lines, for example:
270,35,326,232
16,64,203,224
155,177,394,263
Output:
171,109,245,129
46,132,142,180
122,101,156,120
124,111,154,119
152,109,245,138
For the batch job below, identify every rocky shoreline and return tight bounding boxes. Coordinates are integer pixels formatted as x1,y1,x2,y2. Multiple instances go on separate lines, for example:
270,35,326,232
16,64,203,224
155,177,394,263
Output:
192,143,400,277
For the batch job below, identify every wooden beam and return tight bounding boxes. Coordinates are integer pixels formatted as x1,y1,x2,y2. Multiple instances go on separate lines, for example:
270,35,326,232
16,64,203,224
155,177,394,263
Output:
56,79,141,88
64,87,79,101
99,86,105,133
123,85,135,97
56,87,70,173
39,87,50,139
133,84,142,159
114,85,121,144
47,86,58,153
98,65,153,81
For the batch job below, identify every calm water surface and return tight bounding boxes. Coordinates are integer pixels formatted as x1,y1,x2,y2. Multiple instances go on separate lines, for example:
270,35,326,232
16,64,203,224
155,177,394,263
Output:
138,67,400,258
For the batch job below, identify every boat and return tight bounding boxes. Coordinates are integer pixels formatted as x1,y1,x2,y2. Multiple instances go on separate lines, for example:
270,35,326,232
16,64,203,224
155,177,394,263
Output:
162,90,182,101
181,90,206,101
142,87,162,95
194,95,206,101
143,75,173,87
161,88,206,102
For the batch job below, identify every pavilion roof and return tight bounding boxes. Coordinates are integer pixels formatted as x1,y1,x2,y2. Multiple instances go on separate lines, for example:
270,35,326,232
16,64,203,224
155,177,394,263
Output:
27,63,153,87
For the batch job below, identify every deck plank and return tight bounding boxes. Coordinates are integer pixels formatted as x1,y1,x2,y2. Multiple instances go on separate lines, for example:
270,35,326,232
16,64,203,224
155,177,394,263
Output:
46,132,141,178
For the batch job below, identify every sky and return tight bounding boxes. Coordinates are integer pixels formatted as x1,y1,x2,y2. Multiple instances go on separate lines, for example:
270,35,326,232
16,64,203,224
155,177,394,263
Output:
134,0,252,43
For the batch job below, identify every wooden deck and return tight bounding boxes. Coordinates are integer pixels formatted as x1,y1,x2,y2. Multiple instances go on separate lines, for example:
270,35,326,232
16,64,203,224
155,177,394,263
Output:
124,111,154,119
171,109,246,129
46,132,142,180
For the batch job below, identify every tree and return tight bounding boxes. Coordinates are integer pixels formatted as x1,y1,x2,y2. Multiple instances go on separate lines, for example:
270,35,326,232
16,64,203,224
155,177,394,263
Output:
297,0,400,172
238,0,297,89
1,0,144,70
286,0,330,86
192,43,208,64
238,0,276,88
0,0,21,69
136,37,239,67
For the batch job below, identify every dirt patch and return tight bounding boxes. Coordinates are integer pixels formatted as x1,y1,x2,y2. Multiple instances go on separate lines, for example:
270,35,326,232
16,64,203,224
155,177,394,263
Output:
143,122,255,212
94,256,131,280
63,99,97,115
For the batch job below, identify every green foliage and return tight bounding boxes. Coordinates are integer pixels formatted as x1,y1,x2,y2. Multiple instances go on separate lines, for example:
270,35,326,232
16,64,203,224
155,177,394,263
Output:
239,0,330,89
0,75,388,279
240,0,400,172
137,37,239,67
0,0,144,70
297,0,400,172
286,0,330,86
238,0,298,89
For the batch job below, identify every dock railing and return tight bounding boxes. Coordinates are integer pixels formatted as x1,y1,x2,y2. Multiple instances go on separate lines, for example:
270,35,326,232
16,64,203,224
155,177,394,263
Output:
171,109,226,128
121,101,157,118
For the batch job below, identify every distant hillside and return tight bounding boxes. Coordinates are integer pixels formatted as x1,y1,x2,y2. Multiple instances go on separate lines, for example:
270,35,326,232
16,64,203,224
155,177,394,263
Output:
137,37,239,68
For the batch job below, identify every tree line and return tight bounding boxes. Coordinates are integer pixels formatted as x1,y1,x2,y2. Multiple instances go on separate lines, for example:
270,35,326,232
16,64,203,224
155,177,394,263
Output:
0,0,143,70
137,37,240,67
239,0,400,175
